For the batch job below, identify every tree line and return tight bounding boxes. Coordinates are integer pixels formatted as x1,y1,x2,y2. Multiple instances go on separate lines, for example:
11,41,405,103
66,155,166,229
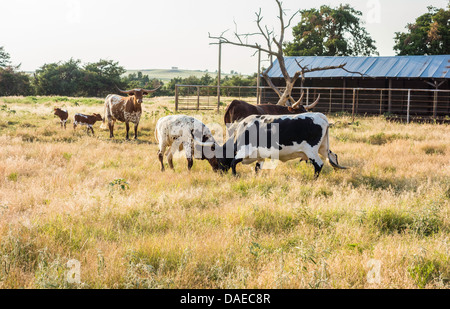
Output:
0,3,447,98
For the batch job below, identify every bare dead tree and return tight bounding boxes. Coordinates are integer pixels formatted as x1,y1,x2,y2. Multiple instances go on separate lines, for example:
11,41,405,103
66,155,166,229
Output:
209,0,364,106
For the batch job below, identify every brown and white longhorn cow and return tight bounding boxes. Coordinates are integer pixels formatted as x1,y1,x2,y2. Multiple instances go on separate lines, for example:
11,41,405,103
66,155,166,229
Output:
101,86,160,140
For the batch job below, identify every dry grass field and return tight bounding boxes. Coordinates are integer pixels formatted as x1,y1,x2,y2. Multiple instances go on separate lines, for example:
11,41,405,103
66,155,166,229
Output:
0,95,449,289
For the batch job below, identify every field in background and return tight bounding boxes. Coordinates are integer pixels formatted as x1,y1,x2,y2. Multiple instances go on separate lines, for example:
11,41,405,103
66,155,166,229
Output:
125,69,240,82
0,96,449,289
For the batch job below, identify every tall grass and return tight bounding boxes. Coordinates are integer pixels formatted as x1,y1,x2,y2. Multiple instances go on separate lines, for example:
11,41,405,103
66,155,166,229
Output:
0,96,449,289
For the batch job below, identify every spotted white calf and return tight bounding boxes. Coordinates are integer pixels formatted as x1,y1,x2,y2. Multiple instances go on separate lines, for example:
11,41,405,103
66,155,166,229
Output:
73,113,103,135
155,115,219,171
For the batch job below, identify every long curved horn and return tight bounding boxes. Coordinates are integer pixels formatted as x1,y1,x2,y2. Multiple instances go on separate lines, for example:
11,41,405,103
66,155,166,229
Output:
142,84,162,94
291,92,305,109
115,84,134,94
304,94,320,111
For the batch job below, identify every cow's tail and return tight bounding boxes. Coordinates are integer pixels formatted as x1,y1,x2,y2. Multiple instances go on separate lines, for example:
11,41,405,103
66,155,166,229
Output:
325,125,348,170
100,96,109,130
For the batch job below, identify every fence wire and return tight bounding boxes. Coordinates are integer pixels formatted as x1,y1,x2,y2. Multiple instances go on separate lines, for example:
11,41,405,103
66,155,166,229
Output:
175,85,450,123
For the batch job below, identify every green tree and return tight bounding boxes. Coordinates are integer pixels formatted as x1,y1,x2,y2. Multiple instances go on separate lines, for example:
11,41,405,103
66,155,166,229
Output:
0,66,32,96
394,5,450,55
0,47,32,96
284,4,378,56
33,59,83,96
0,46,11,68
79,59,127,97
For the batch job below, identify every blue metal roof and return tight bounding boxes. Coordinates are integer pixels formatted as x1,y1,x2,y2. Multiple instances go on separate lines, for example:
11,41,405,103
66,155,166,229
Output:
266,55,450,79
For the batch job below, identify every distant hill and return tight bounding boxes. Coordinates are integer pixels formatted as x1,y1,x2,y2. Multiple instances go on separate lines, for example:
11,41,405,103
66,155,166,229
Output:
125,69,246,82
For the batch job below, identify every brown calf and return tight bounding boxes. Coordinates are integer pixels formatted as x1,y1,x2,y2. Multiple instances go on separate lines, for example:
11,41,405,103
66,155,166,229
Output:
73,113,103,135
54,108,68,129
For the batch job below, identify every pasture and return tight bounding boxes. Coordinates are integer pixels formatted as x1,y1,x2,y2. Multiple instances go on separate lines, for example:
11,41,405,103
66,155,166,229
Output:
0,96,449,289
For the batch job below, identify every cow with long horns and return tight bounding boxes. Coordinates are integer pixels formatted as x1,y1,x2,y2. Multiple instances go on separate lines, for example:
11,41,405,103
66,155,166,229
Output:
101,85,161,140
223,93,320,128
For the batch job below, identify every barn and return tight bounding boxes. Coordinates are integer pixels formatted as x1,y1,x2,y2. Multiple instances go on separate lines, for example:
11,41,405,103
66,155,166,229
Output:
261,55,450,122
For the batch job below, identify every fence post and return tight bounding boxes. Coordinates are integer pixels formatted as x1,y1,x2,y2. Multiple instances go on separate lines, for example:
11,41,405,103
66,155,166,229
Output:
196,86,200,111
306,88,309,105
329,89,332,113
352,88,356,122
407,89,411,124
217,42,222,113
175,85,179,111
433,90,438,120
379,90,383,115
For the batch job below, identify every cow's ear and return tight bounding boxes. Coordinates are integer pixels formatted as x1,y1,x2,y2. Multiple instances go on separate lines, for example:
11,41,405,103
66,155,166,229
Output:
142,92,149,96
288,107,294,112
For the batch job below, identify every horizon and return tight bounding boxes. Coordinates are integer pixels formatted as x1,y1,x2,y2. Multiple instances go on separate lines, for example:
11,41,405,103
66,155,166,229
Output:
1,0,448,75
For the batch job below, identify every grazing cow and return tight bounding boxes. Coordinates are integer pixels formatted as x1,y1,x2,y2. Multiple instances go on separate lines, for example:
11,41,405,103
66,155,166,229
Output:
194,112,347,177
155,115,219,172
54,108,68,129
223,94,320,127
73,113,103,135
101,86,160,140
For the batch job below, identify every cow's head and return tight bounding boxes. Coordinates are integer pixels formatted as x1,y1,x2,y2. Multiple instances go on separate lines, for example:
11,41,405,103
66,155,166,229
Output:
193,138,233,173
92,113,103,122
117,85,161,104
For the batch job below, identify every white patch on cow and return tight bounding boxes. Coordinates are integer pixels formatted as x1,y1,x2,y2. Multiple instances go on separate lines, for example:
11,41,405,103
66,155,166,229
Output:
124,111,141,124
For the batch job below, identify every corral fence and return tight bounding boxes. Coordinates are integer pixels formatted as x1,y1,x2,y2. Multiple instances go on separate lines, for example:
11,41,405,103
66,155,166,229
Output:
175,85,450,123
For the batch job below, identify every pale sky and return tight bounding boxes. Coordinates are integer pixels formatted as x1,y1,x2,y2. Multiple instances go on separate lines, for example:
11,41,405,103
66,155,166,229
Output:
1,0,448,75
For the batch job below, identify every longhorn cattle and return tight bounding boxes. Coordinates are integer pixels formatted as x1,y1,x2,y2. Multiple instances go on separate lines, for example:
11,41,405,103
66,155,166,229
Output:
54,108,68,129
73,113,103,135
101,86,160,140
155,115,219,172
194,112,346,177
223,94,320,127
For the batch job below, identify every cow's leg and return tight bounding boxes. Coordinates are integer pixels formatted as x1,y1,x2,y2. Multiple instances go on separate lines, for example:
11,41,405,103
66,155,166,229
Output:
125,122,130,140
167,152,174,170
60,121,63,129
73,122,77,131
108,119,115,138
183,141,194,171
187,158,194,170
309,155,324,178
90,126,94,136
255,160,264,174
64,121,67,129
134,122,139,140
158,145,166,172
231,158,243,176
